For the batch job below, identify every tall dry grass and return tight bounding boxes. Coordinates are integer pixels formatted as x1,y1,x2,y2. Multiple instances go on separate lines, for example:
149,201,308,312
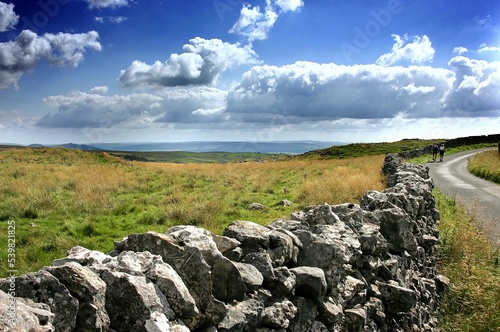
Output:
468,149,500,185
0,148,385,274
435,191,500,331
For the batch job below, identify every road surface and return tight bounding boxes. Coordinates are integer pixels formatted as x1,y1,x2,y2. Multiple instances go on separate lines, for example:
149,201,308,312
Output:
427,149,500,247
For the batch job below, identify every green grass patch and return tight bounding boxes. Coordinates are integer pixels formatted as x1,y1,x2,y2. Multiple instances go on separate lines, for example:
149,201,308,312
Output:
298,138,440,160
0,148,385,275
108,150,289,163
468,149,500,185
435,190,500,331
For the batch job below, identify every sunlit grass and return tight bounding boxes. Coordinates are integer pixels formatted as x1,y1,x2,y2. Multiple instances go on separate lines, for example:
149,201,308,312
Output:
0,148,385,274
468,149,500,185
435,190,500,331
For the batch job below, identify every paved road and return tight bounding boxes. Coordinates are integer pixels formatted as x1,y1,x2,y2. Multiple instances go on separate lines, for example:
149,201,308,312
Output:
427,149,500,247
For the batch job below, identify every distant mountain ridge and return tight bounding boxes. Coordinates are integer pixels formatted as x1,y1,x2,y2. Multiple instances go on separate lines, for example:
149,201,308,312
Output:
27,143,103,151
93,141,345,154
19,141,346,154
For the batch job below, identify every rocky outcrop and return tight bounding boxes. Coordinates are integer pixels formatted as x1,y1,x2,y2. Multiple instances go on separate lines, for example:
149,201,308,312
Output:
0,153,449,331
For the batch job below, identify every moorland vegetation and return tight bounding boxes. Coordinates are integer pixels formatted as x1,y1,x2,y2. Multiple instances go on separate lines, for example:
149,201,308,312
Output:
0,139,498,331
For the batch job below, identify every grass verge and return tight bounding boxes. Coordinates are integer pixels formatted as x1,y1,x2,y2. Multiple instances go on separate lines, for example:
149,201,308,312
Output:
468,149,500,185
435,190,500,331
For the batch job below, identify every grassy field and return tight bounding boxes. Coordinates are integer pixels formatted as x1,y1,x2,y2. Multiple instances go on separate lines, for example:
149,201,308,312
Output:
108,150,290,164
435,190,500,331
299,138,439,160
468,149,500,185
0,147,385,275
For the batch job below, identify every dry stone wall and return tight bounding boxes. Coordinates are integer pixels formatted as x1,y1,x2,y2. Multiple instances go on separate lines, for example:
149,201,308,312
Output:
0,154,449,332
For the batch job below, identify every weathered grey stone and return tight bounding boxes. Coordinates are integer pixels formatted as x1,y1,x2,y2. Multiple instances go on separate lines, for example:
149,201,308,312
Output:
289,266,327,301
0,270,78,332
145,259,199,320
0,289,54,332
248,202,266,210
317,297,344,328
242,252,275,283
114,232,213,319
268,266,296,296
166,225,223,266
52,245,111,267
267,229,295,266
279,199,292,207
212,257,247,303
233,261,264,292
342,276,366,307
44,262,110,332
344,307,366,332
291,203,342,225
15,296,54,327
211,233,241,255
288,297,319,332
101,270,173,332
224,220,271,252
144,312,190,332
262,299,297,329
218,299,264,332
377,281,418,313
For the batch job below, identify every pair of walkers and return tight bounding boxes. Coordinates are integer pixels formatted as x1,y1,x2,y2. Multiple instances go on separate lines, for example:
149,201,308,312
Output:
432,143,445,162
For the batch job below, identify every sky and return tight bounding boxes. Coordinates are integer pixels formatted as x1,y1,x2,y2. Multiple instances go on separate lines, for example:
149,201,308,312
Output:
0,0,499,145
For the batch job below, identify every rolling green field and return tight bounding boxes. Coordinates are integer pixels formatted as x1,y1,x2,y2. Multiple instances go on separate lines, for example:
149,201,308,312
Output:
0,146,385,274
299,138,439,159
108,150,290,163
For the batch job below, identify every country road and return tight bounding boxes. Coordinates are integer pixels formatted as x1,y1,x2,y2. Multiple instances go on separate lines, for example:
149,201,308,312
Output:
427,148,500,247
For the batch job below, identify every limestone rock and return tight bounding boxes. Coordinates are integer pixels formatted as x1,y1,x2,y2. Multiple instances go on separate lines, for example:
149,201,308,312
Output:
212,257,247,303
0,270,78,332
218,299,264,332
100,270,173,332
289,266,327,301
44,262,110,331
0,289,54,332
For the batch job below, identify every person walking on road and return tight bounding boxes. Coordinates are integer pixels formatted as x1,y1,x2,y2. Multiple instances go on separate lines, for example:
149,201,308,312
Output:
439,143,445,162
432,143,439,162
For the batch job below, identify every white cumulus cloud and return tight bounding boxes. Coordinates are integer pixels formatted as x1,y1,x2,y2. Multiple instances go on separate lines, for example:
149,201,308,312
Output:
83,0,129,9
478,43,500,53
443,56,500,117
376,34,435,67
453,46,468,55
37,86,229,128
119,37,260,88
226,57,500,122
229,0,303,42
0,1,18,32
39,91,164,128
0,30,101,89
89,86,109,94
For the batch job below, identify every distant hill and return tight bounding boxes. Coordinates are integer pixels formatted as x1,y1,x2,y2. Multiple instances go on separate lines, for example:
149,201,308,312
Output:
93,141,345,154
298,139,441,160
55,143,103,151
26,143,103,151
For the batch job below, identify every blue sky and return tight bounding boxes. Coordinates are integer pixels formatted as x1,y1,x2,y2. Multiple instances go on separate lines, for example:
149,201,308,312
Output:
0,0,499,145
